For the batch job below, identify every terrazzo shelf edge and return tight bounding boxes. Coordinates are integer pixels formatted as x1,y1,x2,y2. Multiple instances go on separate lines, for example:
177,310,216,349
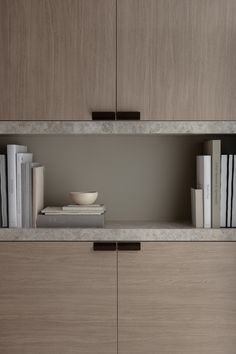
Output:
0,222,235,241
0,121,236,135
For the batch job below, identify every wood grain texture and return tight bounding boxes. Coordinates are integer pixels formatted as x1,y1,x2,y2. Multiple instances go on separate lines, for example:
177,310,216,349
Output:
0,242,117,354
118,242,236,354
0,0,116,120
117,0,236,120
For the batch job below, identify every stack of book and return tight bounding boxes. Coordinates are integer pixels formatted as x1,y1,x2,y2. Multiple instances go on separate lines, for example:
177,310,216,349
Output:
191,140,236,228
37,204,106,228
7,144,44,228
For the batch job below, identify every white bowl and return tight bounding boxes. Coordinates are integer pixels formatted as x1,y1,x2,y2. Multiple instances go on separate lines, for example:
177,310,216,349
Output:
70,191,98,205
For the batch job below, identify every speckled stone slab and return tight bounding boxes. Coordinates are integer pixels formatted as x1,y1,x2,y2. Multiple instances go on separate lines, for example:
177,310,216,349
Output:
0,121,236,135
0,222,235,241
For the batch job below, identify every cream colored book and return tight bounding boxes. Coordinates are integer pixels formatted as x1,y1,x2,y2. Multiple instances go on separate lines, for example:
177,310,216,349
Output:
191,188,203,228
41,206,104,215
32,166,44,228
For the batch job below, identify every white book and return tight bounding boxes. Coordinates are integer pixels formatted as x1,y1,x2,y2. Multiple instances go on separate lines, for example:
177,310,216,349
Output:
17,153,33,227
196,155,211,228
22,162,42,228
221,155,228,227
204,140,221,228
7,145,27,227
32,165,44,228
191,188,203,228
22,162,33,228
232,155,236,228
227,155,233,227
0,155,8,227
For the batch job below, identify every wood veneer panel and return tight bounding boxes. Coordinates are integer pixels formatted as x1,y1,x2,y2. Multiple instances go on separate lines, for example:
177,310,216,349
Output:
0,242,117,353
117,0,236,120
0,0,116,120
118,242,236,353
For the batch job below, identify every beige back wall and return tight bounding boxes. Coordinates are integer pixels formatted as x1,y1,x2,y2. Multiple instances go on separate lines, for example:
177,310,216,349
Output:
1,135,204,221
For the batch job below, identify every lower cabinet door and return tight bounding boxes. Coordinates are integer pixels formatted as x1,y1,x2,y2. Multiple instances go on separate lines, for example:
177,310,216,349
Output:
0,242,117,354
118,242,236,354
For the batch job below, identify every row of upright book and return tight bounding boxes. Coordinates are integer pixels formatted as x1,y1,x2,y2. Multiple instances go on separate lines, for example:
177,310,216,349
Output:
0,144,44,228
191,140,236,228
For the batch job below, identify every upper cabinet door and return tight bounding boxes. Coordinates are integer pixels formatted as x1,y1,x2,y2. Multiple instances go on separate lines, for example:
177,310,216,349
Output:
0,0,116,120
117,0,236,120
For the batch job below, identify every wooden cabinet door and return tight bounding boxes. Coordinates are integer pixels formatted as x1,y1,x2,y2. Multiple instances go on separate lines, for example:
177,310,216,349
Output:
0,242,117,354
0,0,116,120
118,242,236,354
117,0,236,120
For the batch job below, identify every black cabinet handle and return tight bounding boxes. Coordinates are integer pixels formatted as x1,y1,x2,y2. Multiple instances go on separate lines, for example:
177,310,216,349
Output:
92,112,116,120
93,242,117,251
117,242,141,251
116,112,140,121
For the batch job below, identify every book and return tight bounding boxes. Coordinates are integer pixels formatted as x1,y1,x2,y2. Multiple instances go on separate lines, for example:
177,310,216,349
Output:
191,188,203,228
21,162,32,228
232,155,236,227
204,140,221,228
227,155,233,227
7,144,27,227
220,155,228,227
41,206,104,215
196,155,211,228
16,153,33,227
0,155,8,227
62,204,105,212
37,213,105,228
32,165,44,228
21,162,41,228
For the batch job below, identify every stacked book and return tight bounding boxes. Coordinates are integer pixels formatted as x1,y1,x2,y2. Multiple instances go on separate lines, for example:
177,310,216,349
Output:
37,204,106,228
191,140,236,228
7,144,44,228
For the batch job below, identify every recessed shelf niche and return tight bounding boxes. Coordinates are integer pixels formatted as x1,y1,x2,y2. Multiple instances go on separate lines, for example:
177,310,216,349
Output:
1,134,235,223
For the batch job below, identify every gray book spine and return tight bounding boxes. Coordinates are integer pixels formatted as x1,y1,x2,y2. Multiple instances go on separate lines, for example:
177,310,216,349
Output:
0,155,8,227
204,140,221,228
22,162,33,228
37,214,105,228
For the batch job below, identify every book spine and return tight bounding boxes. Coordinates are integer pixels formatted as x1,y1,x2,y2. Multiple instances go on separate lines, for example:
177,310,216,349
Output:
21,164,27,228
204,140,221,228
227,155,233,227
232,155,236,228
197,156,211,228
7,145,27,228
7,146,17,228
220,155,228,227
32,166,44,228
191,188,203,228
0,156,8,227
16,153,33,228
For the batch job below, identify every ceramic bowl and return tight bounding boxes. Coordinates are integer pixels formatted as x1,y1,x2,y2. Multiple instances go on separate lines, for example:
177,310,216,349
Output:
70,191,98,205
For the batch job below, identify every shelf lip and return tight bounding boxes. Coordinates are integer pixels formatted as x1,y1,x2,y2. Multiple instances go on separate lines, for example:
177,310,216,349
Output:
0,121,235,135
0,222,235,241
